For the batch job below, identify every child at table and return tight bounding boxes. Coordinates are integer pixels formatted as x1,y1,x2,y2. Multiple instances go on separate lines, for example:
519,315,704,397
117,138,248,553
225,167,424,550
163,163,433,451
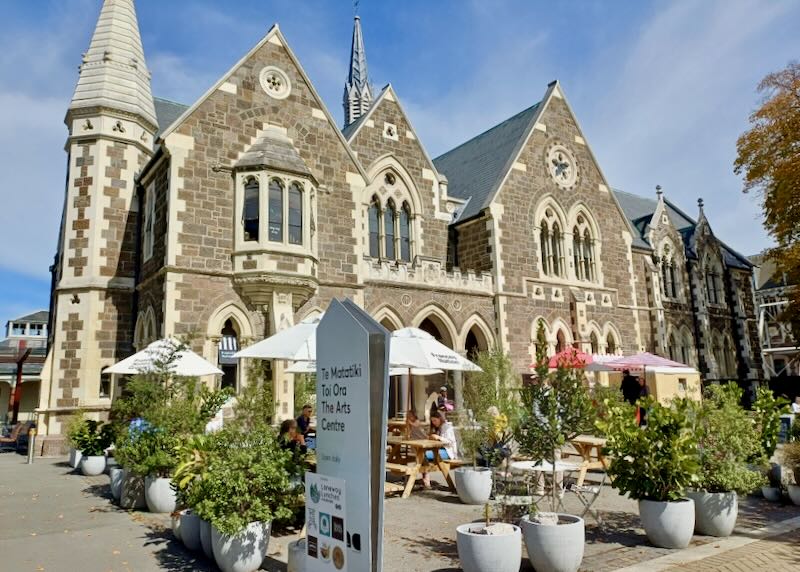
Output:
422,412,458,489
405,410,428,440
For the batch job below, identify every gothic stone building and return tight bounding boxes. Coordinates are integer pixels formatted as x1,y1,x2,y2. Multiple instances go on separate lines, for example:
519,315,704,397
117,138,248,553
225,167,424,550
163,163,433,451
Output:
38,0,762,436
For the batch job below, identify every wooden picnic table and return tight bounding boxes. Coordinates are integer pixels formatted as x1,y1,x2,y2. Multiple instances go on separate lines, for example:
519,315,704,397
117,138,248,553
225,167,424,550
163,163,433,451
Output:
385,435,457,498
568,435,609,485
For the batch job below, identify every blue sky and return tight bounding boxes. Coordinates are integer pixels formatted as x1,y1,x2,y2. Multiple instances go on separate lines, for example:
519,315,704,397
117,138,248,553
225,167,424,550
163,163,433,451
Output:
0,0,798,323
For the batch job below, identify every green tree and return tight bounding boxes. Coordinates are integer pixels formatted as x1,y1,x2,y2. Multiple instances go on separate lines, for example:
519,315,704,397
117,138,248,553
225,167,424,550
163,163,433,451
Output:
735,61,800,336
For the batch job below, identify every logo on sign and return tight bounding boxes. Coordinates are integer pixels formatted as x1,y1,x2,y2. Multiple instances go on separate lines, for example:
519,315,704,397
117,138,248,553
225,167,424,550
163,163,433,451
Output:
310,482,320,504
319,512,331,537
332,516,344,541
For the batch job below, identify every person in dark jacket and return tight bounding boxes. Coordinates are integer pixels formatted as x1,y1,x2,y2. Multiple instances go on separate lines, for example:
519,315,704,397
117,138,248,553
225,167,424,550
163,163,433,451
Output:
637,377,650,426
620,370,640,405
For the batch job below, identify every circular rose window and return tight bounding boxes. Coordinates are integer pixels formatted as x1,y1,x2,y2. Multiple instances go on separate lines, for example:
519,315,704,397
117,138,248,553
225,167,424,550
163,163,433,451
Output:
259,66,291,100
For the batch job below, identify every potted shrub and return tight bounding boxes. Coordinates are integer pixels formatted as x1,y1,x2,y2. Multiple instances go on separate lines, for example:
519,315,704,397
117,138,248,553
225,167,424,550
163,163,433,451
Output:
750,387,789,502
456,349,519,505
599,397,700,549
456,504,522,572
689,384,765,536
75,420,114,476
172,435,213,552
783,441,800,505
187,427,304,572
64,411,87,469
513,325,595,572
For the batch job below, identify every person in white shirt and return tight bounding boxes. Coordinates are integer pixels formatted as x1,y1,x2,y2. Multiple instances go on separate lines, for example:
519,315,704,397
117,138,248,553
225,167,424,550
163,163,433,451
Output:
792,396,800,415
422,411,458,489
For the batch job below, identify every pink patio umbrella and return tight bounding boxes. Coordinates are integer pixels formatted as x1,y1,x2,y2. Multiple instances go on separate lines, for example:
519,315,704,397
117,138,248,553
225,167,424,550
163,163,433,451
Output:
604,351,689,371
529,347,593,370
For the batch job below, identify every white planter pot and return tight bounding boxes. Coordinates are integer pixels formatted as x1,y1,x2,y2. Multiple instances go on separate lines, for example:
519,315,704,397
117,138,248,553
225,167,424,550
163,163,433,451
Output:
686,491,737,537
144,476,177,513
520,513,584,572
109,467,124,501
788,484,800,506
761,486,781,502
200,519,213,559
69,448,83,469
81,455,106,476
119,470,147,510
638,498,695,549
456,522,521,572
287,539,306,572
180,510,201,552
453,467,493,505
212,521,271,572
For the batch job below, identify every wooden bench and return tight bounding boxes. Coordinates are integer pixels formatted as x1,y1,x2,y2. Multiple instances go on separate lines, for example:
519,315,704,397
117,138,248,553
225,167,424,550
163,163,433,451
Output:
384,482,405,496
442,459,469,470
385,462,414,475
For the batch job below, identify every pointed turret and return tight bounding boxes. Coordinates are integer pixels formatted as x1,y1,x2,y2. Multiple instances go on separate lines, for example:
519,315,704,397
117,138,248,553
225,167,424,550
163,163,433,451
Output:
70,0,157,128
343,15,373,126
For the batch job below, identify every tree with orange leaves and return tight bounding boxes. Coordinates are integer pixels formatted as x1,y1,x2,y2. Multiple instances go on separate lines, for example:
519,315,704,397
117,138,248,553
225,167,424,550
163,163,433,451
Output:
735,61,800,336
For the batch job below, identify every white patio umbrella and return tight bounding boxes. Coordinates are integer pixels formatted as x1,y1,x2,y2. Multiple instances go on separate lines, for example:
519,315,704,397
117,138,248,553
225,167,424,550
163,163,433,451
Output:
103,338,223,376
389,327,482,372
232,313,322,361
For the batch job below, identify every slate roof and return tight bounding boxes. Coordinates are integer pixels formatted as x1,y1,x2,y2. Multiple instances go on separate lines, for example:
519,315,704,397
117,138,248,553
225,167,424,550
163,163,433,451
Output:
433,102,541,222
612,189,751,269
234,128,315,180
8,310,49,324
154,97,189,138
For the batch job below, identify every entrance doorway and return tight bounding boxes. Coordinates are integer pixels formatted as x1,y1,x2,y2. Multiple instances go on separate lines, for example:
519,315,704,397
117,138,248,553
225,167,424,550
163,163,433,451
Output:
219,319,239,391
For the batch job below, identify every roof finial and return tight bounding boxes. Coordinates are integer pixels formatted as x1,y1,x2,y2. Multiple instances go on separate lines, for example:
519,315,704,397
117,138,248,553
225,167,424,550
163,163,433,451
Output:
655,184,663,199
697,197,704,212
343,11,373,126
354,0,360,16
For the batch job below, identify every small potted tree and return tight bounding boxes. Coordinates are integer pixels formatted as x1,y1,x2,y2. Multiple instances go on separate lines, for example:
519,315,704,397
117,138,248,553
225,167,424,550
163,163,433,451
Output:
76,420,114,476
64,411,87,469
782,441,800,505
456,503,522,572
688,384,765,536
190,427,304,572
751,387,789,501
514,322,595,572
455,348,518,505
599,397,700,549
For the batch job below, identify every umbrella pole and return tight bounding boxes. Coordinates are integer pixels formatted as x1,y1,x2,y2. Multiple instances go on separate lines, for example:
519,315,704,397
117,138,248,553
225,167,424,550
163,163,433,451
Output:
408,367,413,419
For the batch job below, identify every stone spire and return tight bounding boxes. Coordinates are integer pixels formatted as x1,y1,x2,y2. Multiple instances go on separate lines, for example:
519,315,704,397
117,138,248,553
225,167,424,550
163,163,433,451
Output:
343,15,373,126
70,0,157,128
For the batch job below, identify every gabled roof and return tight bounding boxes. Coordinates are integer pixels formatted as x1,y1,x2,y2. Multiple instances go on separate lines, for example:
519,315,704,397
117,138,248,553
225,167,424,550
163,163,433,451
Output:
433,102,541,222
341,85,383,140
612,189,752,269
154,97,189,139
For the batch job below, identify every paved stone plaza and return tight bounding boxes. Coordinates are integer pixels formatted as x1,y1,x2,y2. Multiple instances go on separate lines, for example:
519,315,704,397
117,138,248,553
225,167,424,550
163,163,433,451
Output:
2,454,799,571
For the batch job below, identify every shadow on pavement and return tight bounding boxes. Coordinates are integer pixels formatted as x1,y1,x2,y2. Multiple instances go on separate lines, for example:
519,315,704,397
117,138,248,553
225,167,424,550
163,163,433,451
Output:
585,510,646,548
142,526,216,571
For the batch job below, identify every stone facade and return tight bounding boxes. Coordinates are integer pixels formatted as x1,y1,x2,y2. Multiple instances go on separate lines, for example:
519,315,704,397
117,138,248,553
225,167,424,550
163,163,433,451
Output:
40,7,762,436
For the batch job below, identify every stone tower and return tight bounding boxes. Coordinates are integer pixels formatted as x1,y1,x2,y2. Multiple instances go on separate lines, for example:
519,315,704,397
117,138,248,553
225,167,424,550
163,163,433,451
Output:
41,0,156,437
343,15,373,126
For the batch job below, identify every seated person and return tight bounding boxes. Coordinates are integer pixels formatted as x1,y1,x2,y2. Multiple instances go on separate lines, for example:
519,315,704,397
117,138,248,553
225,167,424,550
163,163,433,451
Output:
279,419,307,455
296,404,313,436
422,411,458,489
405,410,429,440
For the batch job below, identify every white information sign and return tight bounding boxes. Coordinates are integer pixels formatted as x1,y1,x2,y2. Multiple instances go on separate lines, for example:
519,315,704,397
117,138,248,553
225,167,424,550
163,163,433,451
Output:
305,472,347,571
315,299,389,572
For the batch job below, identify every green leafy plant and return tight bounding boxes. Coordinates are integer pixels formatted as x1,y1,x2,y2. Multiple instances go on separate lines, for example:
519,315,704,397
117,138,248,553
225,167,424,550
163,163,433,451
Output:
751,386,789,461
598,397,700,502
229,374,278,432
73,420,114,457
293,374,315,417
514,320,596,512
64,411,88,449
782,441,800,484
590,384,635,436
460,348,520,467
187,427,304,535
694,384,765,494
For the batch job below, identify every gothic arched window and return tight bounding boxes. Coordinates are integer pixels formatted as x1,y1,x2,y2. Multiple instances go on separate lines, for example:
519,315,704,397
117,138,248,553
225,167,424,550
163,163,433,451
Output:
243,178,259,242
399,203,411,262
606,333,617,355
571,213,596,282
550,222,563,277
668,332,677,361
573,228,583,280
556,330,566,353
384,201,396,260
368,196,381,258
590,332,599,354
288,183,303,245
583,228,595,281
268,179,284,242
540,222,552,275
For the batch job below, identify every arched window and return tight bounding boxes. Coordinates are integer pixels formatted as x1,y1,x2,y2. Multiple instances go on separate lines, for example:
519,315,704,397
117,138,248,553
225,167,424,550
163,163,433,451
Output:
288,183,303,245
556,330,566,353
368,196,381,257
573,228,583,280
668,332,677,361
399,203,411,262
143,182,156,260
660,244,679,299
724,337,736,377
606,333,617,355
268,179,283,242
550,222,563,277
540,222,552,274
243,178,260,242
705,258,724,305
681,330,693,366
583,228,595,281
590,332,599,354
384,201,396,260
